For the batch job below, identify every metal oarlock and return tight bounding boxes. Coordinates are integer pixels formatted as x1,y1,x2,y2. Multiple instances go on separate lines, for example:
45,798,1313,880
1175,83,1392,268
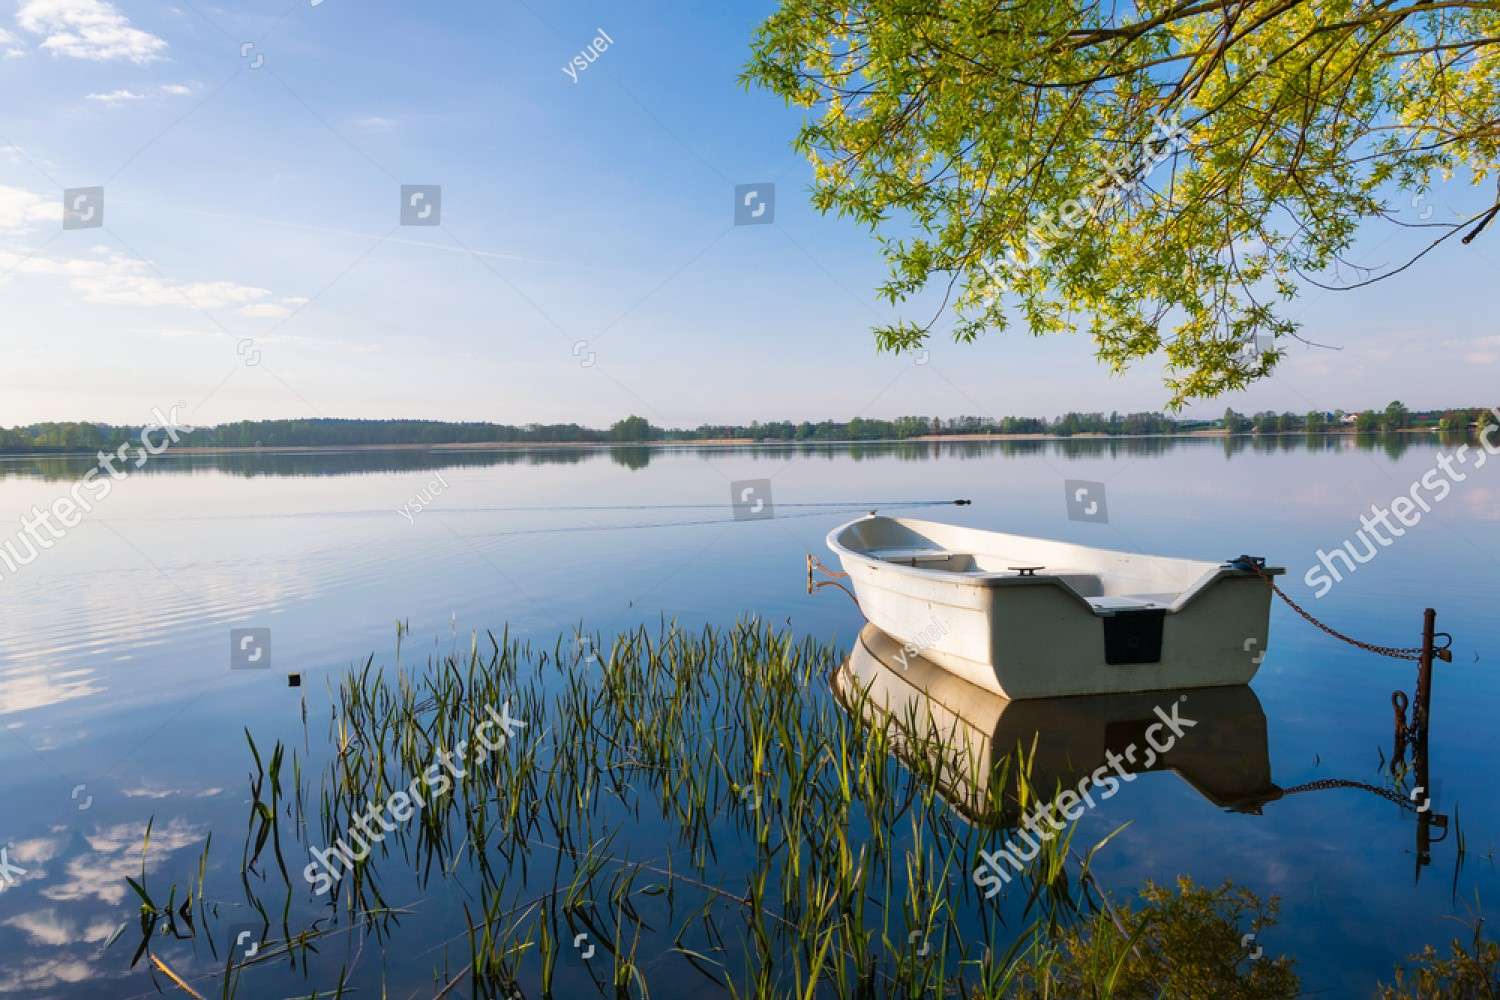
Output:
806,554,859,608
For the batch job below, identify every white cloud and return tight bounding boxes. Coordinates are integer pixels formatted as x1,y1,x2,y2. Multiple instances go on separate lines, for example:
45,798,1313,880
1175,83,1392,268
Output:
3,909,77,946
41,818,205,905
1465,335,1500,365
1440,333,1500,365
0,184,61,233
0,26,24,56
240,302,291,318
16,0,167,64
355,116,396,132
0,909,119,956
0,956,93,993
85,83,194,106
0,144,56,170
241,294,313,320
0,833,64,891
121,783,222,798
83,918,122,943
119,786,172,798
0,663,102,715
0,225,323,343
0,243,277,311
85,87,145,103
137,326,215,338
9,835,64,867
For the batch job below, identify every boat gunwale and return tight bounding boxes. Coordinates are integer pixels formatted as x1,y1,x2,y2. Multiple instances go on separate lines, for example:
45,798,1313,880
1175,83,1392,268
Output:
826,515,1285,612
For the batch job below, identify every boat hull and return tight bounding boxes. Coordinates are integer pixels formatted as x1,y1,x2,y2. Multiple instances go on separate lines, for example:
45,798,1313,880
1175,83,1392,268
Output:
828,516,1277,699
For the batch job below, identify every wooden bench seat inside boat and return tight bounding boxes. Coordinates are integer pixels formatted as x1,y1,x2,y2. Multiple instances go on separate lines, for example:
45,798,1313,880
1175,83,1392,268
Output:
868,548,978,571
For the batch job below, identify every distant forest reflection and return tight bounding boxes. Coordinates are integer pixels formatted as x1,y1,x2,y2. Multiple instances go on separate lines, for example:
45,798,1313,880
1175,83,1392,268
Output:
0,431,1467,482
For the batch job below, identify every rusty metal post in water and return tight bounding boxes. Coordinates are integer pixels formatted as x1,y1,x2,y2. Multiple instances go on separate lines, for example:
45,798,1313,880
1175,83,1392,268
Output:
1416,608,1436,749
1415,608,1437,869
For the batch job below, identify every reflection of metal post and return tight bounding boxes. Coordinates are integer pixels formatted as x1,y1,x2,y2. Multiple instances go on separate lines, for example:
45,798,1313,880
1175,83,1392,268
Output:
1415,768,1432,870
1391,690,1409,770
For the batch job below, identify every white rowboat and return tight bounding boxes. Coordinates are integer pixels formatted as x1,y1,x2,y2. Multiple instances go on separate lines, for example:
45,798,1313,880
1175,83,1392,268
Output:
826,515,1283,699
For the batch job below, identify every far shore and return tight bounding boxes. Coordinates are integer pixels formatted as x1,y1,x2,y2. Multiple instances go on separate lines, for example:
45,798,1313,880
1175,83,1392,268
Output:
0,425,1458,459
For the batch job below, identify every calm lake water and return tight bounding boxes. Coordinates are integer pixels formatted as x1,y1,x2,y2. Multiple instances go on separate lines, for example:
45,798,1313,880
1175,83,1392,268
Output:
0,435,1495,996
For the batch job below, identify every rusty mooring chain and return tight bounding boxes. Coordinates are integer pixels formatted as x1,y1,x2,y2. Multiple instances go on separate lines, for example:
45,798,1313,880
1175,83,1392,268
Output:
1240,559,1439,662
1276,777,1425,810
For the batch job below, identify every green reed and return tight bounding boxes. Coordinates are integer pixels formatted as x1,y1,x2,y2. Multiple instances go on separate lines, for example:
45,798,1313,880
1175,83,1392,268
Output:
126,618,1316,997
111,614,1500,997
273,618,1091,996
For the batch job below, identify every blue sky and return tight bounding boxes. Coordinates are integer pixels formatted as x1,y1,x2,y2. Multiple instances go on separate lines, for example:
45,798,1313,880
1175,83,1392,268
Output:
0,0,1495,430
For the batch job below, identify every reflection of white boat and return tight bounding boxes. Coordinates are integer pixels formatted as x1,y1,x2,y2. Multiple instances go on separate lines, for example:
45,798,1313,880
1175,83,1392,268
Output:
834,624,1280,823
827,516,1282,699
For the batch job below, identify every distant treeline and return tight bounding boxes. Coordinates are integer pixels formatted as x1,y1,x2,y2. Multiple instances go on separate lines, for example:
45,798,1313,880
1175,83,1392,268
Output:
0,413,1195,451
0,402,1490,453
1222,401,1496,434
